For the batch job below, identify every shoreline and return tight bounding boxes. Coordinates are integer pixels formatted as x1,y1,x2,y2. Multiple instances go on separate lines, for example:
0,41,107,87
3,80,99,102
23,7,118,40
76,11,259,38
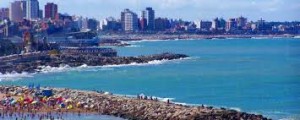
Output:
0,86,270,120
99,34,299,41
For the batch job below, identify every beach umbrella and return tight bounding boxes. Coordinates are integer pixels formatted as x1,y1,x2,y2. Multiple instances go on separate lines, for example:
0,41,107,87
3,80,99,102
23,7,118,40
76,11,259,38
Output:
60,103,66,108
76,102,82,107
67,105,73,109
65,98,73,103
10,100,17,105
32,101,38,104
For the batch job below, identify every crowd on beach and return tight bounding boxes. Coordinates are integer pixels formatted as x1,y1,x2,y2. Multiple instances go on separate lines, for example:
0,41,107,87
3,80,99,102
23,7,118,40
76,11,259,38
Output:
0,85,269,120
0,85,90,120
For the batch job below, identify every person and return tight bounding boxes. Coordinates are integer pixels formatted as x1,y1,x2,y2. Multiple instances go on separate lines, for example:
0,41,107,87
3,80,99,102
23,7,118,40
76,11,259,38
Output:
167,99,170,104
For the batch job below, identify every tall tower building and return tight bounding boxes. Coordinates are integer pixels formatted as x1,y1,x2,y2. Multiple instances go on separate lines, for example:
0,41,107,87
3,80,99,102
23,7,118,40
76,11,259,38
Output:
145,7,155,31
121,9,138,31
26,0,39,20
139,11,147,31
0,8,9,20
45,3,57,19
226,18,237,31
9,1,26,22
212,18,220,30
236,16,247,29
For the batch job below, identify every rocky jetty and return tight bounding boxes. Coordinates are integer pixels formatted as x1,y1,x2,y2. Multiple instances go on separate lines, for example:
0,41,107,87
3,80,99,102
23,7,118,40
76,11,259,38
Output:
0,52,188,74
0,39,21,56
0,86,270,120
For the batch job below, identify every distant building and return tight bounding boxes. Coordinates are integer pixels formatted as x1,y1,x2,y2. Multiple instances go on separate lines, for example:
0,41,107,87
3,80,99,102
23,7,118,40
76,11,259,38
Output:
9,1,26,22
154,18,170,31
101,17,122,31
81,17,88,30
145,7,155,31
236,16,247,30
139,11,147,31
39,9,43,18
211,18,220,30
45,3,58,19
226,18,237,31
195,20,212,31
219,18,226,29
256,18,267,31
73,16,83,30
121,9,138,31
0,8,9,20
26,0,40,20
87,18,99,31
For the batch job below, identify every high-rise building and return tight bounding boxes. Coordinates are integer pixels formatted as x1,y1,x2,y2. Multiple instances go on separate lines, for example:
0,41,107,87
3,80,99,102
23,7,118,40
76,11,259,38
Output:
39,9,43,18
101,17,122,31
236,16,247,29
0,8,9,20
9,1,26,22
226,18,237,31
121,9,138,31
145,7,155,31
155,18,170,31
199,20,212,31
87,18,99,31
139,11,147,31
45,3,57,19
256,18,267,31
212,18,220,29
26,0,40,20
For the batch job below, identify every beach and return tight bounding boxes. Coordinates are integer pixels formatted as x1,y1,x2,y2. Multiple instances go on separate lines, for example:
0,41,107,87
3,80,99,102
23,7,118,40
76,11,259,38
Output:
0,86,269,120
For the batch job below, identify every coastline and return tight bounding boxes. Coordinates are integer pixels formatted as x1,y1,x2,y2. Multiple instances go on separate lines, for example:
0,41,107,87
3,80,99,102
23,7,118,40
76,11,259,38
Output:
99,34,299,41
0,86,270,120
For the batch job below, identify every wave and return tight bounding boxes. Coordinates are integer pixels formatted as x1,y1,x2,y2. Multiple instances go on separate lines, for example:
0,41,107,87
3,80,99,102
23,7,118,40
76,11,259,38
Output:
0,72,34,81
0,57,191,81
125,45,142,48
127,39,184,43
101,57,191,68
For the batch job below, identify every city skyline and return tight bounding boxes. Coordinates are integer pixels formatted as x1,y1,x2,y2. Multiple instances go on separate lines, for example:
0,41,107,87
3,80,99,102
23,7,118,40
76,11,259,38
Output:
1,0,299,22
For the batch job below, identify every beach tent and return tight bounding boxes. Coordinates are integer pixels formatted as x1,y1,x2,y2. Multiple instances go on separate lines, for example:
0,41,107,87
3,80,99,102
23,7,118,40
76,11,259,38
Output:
42,89,53,97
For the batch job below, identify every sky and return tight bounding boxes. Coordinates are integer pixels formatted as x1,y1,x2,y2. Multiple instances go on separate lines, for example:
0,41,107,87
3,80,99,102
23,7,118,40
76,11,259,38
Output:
1,0,299,21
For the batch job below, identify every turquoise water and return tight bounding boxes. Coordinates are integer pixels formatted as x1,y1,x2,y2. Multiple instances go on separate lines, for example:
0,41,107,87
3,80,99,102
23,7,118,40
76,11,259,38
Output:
1,38,300,119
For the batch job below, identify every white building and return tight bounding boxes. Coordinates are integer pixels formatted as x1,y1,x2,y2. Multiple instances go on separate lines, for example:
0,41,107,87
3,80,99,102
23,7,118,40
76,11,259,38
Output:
121,9,138,31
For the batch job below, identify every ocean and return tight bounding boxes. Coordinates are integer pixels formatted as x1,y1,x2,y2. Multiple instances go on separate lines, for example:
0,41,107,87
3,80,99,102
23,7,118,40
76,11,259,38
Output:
0,38,300,119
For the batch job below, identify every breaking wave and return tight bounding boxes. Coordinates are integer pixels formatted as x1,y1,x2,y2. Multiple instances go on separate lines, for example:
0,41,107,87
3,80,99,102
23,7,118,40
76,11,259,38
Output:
0,72,34,81
0,57,191,81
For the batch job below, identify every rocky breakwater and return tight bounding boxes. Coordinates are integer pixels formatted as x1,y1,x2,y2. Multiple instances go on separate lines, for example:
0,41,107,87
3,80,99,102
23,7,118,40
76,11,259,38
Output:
0,52,188,74
0,86,270,120
66,90,269,120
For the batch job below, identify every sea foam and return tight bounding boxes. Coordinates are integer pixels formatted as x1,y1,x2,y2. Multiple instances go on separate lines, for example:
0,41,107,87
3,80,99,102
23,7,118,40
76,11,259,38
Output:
0,58,190,81
0,72,34,81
